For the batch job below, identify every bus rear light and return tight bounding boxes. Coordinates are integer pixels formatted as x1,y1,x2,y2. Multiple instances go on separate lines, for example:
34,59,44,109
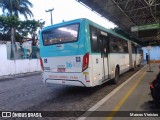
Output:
40,58,44,71
86,80,90,82
82,53,89,71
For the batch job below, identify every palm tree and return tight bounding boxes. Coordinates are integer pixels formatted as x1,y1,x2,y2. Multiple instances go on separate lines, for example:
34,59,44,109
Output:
0,0,33,58
0,0,33,42
0,0,33,18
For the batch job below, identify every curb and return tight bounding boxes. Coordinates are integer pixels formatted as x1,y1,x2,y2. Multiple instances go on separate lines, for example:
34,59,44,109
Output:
77,65,147,120
0,71,41,82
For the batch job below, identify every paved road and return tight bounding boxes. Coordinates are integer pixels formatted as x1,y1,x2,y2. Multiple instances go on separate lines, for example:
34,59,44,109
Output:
0,66,143,120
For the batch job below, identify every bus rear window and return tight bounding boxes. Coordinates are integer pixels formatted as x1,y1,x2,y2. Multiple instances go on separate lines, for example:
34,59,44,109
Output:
42,24,79,45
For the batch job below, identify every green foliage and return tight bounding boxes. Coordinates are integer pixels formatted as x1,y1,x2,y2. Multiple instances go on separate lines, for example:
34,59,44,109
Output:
22,20,40,36
0,15,20,41
0,15,19,28
0,32,10,40
0,15,45,42
0,0,34,45
0,0,33,19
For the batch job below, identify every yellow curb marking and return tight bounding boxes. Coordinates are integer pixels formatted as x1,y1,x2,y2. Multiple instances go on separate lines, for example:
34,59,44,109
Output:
106,72,146,120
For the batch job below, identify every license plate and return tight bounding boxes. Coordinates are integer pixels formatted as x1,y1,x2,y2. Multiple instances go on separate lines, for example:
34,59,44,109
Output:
57,68,66,72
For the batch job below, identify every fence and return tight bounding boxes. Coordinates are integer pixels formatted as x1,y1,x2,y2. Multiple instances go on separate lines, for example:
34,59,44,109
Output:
6,43,40,60
0,44,41,76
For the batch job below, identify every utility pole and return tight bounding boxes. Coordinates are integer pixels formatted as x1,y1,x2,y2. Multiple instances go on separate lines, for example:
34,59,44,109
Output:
45,8,54,25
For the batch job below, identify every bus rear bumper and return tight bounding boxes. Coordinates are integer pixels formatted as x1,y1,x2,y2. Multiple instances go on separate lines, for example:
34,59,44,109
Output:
45,79,86,87
42,72,91,87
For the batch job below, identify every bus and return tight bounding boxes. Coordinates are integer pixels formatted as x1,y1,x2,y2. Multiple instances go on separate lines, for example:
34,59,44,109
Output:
39,18,141,87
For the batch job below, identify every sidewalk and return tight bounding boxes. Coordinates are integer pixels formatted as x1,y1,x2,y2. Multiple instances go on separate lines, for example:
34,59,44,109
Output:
0,71,41,81
78,63,160,120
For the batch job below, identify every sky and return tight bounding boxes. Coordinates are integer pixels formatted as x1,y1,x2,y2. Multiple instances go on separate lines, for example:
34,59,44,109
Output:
0,0,117,28
27,0,117,28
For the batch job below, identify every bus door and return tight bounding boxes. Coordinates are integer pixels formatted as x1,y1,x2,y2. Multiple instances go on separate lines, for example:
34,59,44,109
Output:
99,32,109,81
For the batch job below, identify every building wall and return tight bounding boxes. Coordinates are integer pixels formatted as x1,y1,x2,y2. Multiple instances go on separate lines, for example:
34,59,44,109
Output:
0,44,41,76
142,46,160,62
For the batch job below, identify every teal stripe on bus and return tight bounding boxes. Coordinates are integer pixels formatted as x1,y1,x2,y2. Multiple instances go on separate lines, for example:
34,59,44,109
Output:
40,18,89,57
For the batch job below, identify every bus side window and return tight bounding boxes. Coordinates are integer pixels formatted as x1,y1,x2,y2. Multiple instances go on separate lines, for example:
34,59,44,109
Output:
123,40,128,53
90,26,100,53
117,38,124,53
132,43,137,53
99,35,108,57
109,35,119,53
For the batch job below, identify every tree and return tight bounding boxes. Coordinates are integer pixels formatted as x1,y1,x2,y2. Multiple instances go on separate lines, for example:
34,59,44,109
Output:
0,0,33,59
0,0,33,18
0,15,20,41
0,16,45,43
17,19,45,44
0,15,45,59
0,0,33,43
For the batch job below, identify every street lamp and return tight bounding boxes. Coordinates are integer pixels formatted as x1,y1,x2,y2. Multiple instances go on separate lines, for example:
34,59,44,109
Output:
45,8,54,25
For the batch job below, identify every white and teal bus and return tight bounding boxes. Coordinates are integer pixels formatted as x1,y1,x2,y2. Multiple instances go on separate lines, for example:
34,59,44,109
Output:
39,18,141,87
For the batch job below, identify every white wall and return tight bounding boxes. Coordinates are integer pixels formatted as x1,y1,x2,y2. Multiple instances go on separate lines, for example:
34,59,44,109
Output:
0,44,41,76
142,46,160,60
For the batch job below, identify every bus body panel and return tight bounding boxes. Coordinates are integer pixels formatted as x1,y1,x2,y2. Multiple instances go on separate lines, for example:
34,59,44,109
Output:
43,69,91,87
90,54,104,86
89,53,130,86
40,19,86,57
41,55,93,87
40,19,94,87
108,53,130,75
136,53,142,66
40,18,141,87
42,56,83,73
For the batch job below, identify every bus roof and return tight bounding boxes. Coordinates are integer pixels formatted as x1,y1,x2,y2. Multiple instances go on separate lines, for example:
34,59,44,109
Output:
41,18,139,45
84,18,138,44
42,18,84,31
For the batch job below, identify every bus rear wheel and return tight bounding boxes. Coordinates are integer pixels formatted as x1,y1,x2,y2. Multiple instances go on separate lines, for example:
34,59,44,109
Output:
112,67,119,84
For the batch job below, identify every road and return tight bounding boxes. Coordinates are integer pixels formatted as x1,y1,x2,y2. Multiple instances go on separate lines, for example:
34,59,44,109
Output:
0,66,143,120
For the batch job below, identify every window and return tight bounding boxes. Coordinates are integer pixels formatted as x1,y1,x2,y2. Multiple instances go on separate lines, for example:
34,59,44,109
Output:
109,35,128,53
42,24,79,45
109,35,119,53
117,38,124,53
123,40,128,53
132,43,137,53
137,47,143,54
90,26,100,53
90,26,128,54
99,33,109,57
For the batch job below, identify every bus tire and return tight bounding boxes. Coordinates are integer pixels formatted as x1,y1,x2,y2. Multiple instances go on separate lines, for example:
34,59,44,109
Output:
137,63,140,67
112,67,119,84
